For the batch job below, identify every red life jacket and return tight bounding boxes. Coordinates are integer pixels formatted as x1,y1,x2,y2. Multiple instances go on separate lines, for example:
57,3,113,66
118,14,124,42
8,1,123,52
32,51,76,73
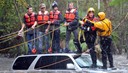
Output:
49,10,60,23
65,8,76,22
86,16,98,31
24,12,36,27
37,11,49,25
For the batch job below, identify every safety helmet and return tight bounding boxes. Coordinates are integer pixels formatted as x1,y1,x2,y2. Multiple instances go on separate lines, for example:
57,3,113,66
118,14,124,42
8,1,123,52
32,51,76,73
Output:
52,1,58,9
39,3,46,8
98,12,106,20
87,7,95,13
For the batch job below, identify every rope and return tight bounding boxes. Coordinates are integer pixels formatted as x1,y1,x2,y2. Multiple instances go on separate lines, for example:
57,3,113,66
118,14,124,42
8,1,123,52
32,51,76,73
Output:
0,32,18,41
0,24,43,42
48,26,55,53
113,12,128,31
0,31,18,39
0,35,17,44
0,25,61,52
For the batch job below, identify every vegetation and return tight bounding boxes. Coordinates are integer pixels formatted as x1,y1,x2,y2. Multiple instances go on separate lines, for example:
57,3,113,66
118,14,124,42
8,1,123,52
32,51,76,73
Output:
0,0,128,58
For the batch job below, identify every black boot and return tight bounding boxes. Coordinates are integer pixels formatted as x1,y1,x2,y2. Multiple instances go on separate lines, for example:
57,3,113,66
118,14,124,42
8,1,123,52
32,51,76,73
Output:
90,64,97,68
101,66,107,69
109,66,116,70
73,39,82,54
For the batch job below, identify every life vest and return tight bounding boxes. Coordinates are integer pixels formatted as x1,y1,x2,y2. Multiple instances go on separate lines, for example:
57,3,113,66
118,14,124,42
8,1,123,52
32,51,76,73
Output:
65,8,76,22
89,17,98,31
37,11,49,25
24,12,36,27
85,16,98,31
49,10,60,23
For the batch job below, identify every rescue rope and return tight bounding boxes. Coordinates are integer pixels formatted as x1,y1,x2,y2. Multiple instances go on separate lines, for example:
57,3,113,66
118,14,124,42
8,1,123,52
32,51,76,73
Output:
0,25,62,52
0,31,18,40
0,35,17,44
113,12,128,31
48,26,55,53
0,24,43,42
0,31,18,41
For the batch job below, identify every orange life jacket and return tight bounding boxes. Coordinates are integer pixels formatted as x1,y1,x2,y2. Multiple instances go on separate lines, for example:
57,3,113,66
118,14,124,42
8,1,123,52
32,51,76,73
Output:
65,8,76,22
37,11,49,25
49,10,60,23
24,12,36,27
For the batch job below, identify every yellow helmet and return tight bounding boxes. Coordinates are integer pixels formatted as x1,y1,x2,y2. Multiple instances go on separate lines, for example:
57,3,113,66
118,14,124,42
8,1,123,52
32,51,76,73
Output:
87,7,95,13
98,12,106,20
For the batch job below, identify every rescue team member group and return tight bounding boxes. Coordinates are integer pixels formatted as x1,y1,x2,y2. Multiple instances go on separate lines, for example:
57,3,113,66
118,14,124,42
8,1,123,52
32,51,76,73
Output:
18,1,114,69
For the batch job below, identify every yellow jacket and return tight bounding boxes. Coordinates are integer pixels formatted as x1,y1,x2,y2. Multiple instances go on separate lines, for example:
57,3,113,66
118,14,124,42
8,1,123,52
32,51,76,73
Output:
94,12,112,37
